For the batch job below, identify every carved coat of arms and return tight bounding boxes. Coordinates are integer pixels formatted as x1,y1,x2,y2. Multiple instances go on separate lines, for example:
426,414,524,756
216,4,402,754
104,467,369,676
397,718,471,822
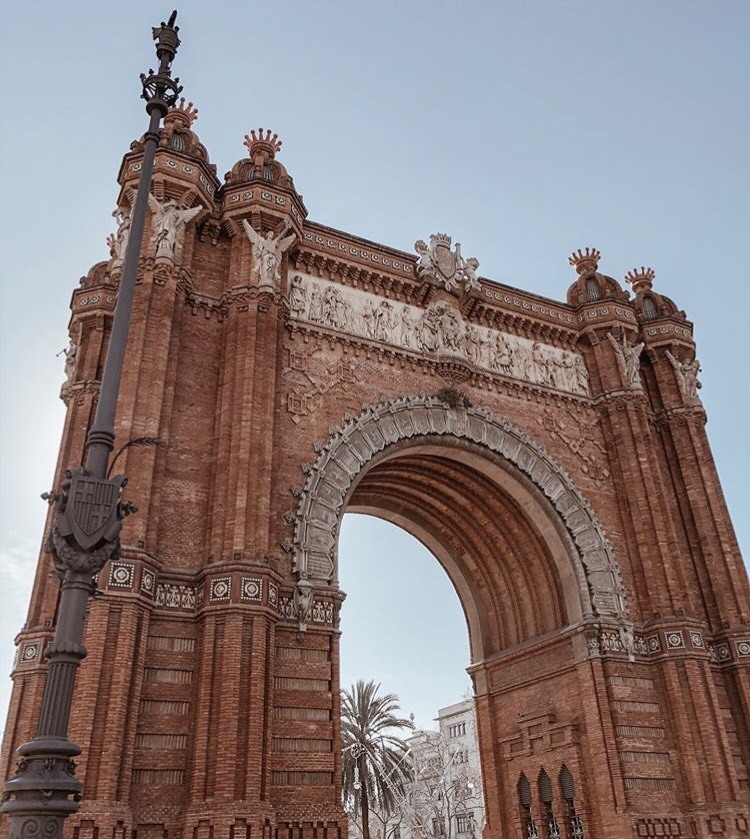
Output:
415,233,480,293
61,469,126,551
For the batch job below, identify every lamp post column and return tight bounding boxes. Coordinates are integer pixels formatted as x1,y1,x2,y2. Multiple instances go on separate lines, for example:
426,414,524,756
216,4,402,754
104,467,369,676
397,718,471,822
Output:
2,13,184,839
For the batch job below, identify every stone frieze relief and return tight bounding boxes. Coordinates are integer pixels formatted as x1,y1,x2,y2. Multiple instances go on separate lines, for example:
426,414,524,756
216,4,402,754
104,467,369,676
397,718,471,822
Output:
287,274,590,397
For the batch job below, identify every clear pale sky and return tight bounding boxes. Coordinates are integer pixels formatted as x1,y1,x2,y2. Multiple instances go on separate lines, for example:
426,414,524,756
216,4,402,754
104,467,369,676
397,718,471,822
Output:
0,1,748,733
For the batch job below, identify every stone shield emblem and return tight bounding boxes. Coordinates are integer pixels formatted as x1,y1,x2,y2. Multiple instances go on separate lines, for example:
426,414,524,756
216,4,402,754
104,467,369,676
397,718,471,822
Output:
434,240,457,283
66,472,123,550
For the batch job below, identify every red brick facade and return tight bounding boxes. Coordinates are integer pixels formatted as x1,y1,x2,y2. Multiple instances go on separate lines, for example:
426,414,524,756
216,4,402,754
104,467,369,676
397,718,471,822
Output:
2,110,749,839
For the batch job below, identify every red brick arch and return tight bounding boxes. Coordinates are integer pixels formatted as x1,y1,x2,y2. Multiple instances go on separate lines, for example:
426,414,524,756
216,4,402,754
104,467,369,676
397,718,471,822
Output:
292,395,629,658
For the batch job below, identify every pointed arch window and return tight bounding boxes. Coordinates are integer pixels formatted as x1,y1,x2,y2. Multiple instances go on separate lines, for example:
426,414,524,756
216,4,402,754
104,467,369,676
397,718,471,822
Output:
586,278,600,301
559,765,584,839
517,774,538,839
170,133,186,151
642,296,658,319
538,770,560,839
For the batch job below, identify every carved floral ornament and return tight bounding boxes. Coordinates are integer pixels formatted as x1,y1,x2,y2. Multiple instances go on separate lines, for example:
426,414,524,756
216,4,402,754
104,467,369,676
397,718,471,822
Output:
287,274,590,397
289,395,629,623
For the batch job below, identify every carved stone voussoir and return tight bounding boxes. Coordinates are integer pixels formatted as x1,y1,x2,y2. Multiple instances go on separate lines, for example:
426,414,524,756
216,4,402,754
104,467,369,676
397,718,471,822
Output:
291,395,628,622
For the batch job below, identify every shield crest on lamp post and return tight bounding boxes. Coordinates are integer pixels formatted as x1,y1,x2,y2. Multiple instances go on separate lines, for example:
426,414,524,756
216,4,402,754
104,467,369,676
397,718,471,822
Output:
63,470,125,551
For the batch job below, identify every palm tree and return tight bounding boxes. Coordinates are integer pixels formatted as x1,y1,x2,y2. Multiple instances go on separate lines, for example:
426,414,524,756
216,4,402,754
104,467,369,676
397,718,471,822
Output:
341,680,414,839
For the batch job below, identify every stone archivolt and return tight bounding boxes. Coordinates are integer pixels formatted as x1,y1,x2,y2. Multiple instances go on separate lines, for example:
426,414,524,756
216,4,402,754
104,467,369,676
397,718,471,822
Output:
292,395,626,629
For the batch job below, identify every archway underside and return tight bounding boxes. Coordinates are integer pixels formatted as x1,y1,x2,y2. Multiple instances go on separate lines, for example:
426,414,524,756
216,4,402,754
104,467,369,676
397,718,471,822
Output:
347,452,568,660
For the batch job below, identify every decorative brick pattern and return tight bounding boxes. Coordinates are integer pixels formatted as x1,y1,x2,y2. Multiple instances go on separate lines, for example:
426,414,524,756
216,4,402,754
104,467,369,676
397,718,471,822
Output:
4,124,748,839
209,577,231,601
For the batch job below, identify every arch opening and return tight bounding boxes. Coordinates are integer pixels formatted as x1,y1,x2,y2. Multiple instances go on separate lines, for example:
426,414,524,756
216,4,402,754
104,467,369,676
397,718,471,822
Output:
292,396,629,646
344,444,577,661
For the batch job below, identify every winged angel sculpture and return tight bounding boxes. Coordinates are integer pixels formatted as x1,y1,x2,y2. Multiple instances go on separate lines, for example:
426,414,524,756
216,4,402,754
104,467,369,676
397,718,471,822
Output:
242,219,296,288
148,194,203,259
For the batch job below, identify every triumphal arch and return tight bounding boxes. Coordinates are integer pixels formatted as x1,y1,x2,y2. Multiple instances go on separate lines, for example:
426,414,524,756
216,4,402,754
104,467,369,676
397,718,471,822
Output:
3,103,749,839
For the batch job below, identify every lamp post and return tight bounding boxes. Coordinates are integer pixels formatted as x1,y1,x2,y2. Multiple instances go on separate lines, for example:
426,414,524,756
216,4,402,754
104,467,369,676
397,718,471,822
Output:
2,12,183,839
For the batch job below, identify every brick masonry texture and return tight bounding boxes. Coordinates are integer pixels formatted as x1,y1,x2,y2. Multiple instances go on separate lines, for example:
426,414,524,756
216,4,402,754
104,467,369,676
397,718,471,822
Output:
2,117,749,839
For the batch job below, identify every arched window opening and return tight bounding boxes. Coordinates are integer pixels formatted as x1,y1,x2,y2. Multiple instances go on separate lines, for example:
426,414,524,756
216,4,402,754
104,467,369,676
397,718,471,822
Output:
643,296,658,319
517,774,538,839
538,770,560,839
559,766,584,839
170,133,185,151
585,278,600,301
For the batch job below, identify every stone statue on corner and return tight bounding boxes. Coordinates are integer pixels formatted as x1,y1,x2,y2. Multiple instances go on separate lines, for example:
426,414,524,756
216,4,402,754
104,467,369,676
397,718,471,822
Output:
607,332,644,388
62,341,78,385
243,219,296,288
107,204,133,268
148,194,203,259
666,351,702,404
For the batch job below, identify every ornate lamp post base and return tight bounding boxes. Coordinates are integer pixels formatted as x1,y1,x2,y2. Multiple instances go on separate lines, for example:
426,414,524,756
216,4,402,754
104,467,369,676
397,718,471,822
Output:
3,738,83,839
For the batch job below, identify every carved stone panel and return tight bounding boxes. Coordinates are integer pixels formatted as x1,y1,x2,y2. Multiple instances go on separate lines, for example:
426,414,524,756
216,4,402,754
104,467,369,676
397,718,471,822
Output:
289,274,590,396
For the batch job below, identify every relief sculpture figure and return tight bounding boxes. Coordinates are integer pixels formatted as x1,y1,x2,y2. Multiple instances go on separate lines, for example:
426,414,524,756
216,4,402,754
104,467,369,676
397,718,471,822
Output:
465,324,484,365
607,332,644,388
308,283,323,322
149,194,203,259
399,306,416,349
666,351,702,404
288,275,308,319
491,333,513,376
574,355,590,394
532,342,550,385
243,218,296,288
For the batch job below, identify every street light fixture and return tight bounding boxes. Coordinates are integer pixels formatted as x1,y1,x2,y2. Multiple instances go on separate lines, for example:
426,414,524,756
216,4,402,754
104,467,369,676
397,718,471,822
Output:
2,12,183,839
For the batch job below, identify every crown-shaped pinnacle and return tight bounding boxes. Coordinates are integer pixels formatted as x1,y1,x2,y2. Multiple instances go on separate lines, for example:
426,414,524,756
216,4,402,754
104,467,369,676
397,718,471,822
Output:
166,96,199,124
568,247,601,276
244,128,283,159
625,266,656,292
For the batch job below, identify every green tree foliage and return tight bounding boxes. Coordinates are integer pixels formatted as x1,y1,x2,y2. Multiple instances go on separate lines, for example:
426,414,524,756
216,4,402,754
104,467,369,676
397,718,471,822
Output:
341,680,413,839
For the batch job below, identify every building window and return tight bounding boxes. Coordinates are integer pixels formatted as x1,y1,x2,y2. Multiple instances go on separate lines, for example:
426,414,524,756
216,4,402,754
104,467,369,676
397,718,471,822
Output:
456,813,473,834
432,818,445,837
538,769,560,839
559,765,584,839
643,296,658,319
391,827,401,839
448,722,466,738
518,773,538,839
170,133,185,151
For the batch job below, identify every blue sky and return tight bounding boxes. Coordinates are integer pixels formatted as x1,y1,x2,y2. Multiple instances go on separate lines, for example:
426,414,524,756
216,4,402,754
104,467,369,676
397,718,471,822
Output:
1,1,748,731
